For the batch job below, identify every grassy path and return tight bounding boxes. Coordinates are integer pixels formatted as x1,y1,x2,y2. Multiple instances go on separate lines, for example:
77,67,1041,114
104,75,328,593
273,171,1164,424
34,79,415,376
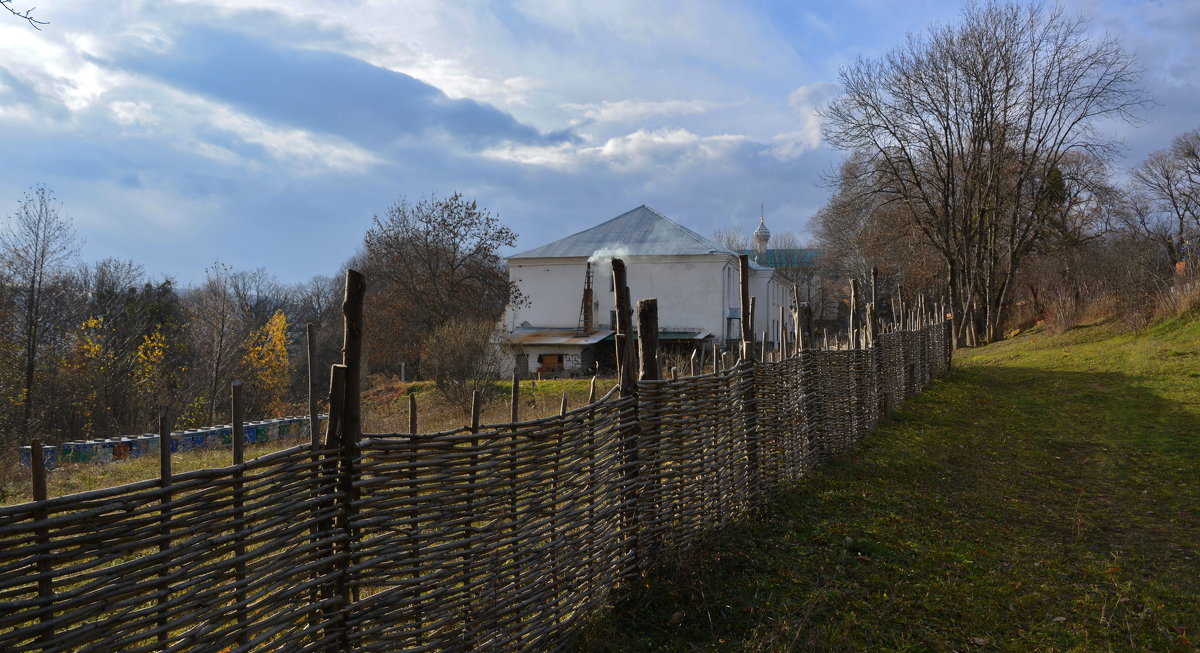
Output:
579,319,1200,651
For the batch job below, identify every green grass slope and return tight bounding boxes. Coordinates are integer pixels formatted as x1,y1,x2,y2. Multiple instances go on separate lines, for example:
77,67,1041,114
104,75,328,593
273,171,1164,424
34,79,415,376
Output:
579,318,1200,652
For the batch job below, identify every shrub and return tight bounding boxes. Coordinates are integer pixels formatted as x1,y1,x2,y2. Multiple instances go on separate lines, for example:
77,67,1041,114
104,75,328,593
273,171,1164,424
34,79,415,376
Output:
417,318,507,413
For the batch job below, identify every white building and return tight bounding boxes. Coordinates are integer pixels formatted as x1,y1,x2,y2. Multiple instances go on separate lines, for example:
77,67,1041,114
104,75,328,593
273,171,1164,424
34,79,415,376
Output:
506,205,791,377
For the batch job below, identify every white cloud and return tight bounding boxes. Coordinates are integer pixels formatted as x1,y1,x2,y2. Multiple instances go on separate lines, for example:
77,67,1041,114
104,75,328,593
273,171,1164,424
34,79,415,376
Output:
0,22,126,116
109,100,157,126
561,99,723,124
198,100,382,174
482,142,578,168
767,82,839,161
483,127,747,171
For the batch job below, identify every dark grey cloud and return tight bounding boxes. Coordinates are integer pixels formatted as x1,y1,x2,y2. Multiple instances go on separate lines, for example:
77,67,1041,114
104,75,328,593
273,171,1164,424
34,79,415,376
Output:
109,26,572,152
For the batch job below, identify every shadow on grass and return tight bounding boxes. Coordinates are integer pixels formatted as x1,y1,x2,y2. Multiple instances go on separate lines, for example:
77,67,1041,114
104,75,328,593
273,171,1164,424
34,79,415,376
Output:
575,365,1200,652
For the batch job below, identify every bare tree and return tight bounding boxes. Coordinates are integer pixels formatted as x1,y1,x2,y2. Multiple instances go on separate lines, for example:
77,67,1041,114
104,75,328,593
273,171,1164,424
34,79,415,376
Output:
1130,128,1200,268
711,227,750,252
362,192,522,376
822,1,1147,345
769,231,804,250
0,185,79,428
185,262,246,424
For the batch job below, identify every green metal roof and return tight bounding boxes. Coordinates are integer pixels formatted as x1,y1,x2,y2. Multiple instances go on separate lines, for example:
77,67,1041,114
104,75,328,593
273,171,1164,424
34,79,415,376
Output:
738,248,822,268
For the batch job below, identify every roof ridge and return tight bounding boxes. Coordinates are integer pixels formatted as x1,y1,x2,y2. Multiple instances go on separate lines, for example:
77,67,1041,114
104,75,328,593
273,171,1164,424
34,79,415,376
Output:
509,206,735,259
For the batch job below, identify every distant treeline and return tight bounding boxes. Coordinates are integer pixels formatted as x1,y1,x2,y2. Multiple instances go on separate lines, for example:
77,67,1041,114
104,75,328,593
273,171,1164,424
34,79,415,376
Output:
0,190,517,453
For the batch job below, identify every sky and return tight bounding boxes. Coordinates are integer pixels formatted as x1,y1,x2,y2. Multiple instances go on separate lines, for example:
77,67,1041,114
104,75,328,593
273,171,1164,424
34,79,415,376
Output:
1,0,1197,285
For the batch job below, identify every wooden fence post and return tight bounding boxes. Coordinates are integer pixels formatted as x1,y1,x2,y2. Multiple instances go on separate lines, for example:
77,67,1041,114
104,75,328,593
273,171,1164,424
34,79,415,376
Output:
637,299,660,382
792,285,802,356
231,380,247,649
510,373,519,424
307,324,319,452
611,258,640,568
779,304,787,360
748,297,757,361
30,439,52,647
339,269,365,610
613,260,636,395
321,363,349,650
870,267,880,342
849,278,859,345
304,323,324,636
636,298,661,559
738,255,752,360
157,407,172,647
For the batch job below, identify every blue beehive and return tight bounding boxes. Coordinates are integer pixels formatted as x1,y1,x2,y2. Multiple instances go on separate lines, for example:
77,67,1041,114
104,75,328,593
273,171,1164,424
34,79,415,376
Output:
75,440,97,464
58,441,79,464
140,434,160,456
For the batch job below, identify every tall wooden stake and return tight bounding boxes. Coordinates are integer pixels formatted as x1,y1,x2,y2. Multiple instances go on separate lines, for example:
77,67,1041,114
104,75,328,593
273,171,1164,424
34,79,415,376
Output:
340,269,366,463
748,297,757,361
612,259,636,396
307,323,320,453
157,407,172,646
870,267,880,344
510,372,520,424
321,364,348,649
792,285,802,356
408,393,417,435
738,254,752,360
230,380,246,648
637,298,660,381
30,438,52,646
612,258,640,558
848,278,859,345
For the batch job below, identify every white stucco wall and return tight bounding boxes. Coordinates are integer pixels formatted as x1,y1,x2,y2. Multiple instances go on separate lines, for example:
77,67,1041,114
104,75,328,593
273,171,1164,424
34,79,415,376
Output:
508,254,793,348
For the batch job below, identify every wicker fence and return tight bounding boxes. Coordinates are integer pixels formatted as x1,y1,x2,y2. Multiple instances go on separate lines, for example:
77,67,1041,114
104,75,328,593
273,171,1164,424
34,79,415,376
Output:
0,318,950,652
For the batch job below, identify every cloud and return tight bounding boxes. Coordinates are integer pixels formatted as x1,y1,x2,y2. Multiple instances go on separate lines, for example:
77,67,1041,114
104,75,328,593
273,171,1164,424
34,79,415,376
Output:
768,82,840,161
483,127,748,172
561,99,724,124
109,26,567,152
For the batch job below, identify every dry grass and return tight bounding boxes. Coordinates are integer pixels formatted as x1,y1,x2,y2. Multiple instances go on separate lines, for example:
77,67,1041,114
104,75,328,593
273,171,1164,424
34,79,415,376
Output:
363,376,618,433
1154,276,1200,321
2,376,620,505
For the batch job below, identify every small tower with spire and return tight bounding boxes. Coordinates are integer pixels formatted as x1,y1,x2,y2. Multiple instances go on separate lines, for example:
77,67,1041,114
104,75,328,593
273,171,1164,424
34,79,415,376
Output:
753,204,770,261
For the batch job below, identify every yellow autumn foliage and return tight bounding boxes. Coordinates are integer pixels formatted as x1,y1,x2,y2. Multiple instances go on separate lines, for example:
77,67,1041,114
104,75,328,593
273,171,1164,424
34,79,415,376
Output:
242,310,291,417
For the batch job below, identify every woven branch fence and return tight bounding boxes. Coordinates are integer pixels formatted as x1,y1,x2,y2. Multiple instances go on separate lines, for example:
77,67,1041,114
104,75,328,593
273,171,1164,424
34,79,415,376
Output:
0,316,950,652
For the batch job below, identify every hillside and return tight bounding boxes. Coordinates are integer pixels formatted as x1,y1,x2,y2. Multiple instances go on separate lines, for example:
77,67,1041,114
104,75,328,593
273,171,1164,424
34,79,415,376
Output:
580,317,1200,651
